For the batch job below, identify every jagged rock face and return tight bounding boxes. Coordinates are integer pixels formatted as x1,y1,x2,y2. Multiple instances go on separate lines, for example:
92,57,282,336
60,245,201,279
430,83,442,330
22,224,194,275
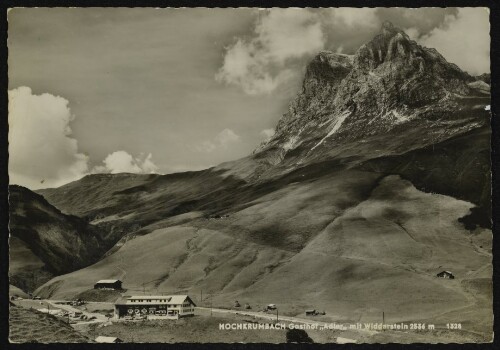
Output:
254,22,489,170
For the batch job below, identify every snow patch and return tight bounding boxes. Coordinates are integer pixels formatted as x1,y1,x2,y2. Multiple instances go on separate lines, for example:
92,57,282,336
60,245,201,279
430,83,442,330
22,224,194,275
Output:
282,126,306,151
485,105,490,111
283,135,300,151
311,110,351,151
391,110,410,124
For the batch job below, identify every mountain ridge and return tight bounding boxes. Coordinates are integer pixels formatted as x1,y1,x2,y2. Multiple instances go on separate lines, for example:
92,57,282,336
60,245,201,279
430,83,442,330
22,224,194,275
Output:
249,22,488,174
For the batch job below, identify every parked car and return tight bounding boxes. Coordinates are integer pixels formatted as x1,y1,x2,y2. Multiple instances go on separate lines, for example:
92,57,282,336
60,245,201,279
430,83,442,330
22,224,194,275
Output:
266,304,277,310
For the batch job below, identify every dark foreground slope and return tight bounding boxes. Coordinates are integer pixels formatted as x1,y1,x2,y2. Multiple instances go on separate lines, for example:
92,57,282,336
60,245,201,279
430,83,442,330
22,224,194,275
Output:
9,185,110,292
9,304,91,343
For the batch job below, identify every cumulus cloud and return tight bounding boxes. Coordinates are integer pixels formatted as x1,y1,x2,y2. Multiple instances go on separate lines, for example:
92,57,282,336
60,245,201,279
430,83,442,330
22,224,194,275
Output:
8,87,89,189
215,128,240,145
8,87,160,188
417,8,490,75
327,8,379,28
260,128,275,140
93,151,159,174
196,140,217,153
217,8,489,94
196,128,241,153
216,9,325,94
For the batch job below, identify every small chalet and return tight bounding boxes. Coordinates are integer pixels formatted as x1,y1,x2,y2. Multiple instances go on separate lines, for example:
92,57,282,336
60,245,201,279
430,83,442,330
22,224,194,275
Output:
95,336,123,343
94,279,123,290
436,271,455,279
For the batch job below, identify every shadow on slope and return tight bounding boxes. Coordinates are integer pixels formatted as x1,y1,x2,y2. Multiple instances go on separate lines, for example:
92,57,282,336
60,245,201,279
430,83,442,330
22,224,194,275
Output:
357,125,491,229
9,185,111,292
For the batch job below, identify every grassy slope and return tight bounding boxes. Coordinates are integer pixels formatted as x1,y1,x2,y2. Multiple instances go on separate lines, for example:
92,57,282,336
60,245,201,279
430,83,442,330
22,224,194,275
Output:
36,173,161,217
35,170,378,297
35,173,492,340
86,313,287,343
9,284,29,298
9,237,53,292
235,176,491,325
9,305,91,343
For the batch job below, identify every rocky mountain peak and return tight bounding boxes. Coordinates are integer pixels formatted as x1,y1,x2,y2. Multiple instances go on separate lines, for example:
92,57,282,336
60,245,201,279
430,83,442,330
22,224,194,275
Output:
379,20,403,36
354,21,418,72
248,22,490,180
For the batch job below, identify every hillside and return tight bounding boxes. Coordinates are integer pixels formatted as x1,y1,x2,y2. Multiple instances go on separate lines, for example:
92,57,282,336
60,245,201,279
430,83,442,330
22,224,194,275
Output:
9,304,91,343
35,173,492,335
9,185,111,292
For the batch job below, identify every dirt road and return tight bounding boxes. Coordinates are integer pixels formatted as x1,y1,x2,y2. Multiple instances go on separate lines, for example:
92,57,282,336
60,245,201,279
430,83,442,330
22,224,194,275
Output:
196,307,376,336
46,300,109,323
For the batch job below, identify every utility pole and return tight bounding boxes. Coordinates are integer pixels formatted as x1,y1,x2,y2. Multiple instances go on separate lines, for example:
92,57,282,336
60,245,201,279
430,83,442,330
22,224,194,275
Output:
383,311,385,332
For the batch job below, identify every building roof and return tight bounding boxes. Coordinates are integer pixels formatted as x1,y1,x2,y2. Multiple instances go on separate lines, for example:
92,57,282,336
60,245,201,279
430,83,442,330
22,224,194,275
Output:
114,297,128,306
438,271,453,275
95,336,121,343
125,295,196,306
95,279,121,284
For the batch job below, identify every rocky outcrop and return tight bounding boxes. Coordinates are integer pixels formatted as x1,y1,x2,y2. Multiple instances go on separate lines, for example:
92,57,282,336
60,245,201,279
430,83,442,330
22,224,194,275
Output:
252,21,490,171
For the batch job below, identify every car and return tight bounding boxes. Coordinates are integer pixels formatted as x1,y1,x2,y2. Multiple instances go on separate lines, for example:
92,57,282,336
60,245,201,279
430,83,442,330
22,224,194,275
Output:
266,304,277,310
33,296,41,300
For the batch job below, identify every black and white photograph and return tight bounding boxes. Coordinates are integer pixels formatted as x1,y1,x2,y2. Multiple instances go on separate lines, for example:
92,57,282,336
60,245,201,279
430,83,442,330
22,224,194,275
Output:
6,6,493,343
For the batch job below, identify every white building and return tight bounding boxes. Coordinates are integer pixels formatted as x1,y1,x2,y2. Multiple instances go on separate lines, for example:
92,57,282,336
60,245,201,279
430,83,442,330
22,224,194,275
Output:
95,336,123,343
114,295,196,319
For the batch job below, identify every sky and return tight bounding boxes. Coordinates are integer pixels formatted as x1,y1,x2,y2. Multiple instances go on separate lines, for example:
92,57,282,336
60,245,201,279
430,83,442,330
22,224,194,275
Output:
8,7,490,189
